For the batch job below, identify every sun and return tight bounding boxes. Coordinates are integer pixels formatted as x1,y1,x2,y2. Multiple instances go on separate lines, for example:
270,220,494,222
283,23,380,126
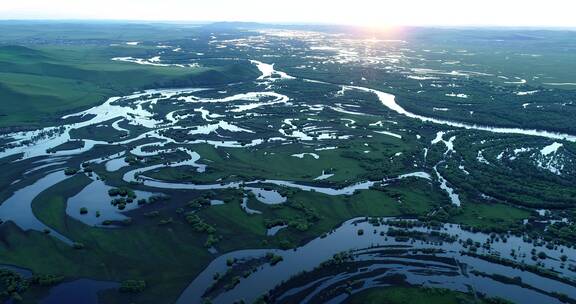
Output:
358,23,405,40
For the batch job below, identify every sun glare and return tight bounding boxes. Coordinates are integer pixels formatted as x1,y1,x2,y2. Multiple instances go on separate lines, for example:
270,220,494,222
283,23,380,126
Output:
0,0,575,27
357,24,405,41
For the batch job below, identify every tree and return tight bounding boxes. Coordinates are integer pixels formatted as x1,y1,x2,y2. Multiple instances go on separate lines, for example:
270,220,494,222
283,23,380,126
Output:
537,251,547,259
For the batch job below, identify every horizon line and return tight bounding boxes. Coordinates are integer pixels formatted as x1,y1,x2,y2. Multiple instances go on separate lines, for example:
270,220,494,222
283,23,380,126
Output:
1,18,576,30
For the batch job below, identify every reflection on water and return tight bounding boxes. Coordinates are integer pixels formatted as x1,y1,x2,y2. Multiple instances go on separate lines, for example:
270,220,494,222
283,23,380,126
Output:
0,58,574,303
40,279,118,304
266,224,288,236
350,85,576,142
0,171,72,244
177,218,576,304
0,264,33,279
66,179,157,227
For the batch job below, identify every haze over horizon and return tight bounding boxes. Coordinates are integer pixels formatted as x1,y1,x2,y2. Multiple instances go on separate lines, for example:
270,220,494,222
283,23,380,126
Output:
1,0,575,28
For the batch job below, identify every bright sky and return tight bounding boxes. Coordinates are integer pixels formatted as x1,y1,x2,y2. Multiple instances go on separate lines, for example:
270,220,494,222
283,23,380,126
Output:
1,0,575,28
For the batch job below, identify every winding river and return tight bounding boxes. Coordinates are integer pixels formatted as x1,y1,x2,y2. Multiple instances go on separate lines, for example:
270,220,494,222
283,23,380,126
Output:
1,59,574,240
176,218,576,304
0,59,575,302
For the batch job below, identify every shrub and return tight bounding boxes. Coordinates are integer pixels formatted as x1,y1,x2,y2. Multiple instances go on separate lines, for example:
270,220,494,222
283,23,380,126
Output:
119,280,146,293
30,274,64,286
72,242,85,250
185,213,216,234
64,168,78,176
266,253,283,266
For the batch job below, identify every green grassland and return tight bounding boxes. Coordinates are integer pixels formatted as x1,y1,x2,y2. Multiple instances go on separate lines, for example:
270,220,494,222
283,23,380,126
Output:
0,160,530,303
438,133,576,209
345,287,497,304
281,32,576,135
451,202,530,231
18,175,214,304
0,171,441,303
146,133,413,185
0,44,258,128
0,21,204,43
0,23,574,303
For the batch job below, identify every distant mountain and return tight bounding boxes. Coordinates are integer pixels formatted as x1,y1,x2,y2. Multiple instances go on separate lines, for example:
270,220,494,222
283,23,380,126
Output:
202,21,355,34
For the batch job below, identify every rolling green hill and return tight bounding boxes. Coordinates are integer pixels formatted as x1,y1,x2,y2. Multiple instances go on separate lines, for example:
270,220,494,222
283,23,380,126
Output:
0,45,258,129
